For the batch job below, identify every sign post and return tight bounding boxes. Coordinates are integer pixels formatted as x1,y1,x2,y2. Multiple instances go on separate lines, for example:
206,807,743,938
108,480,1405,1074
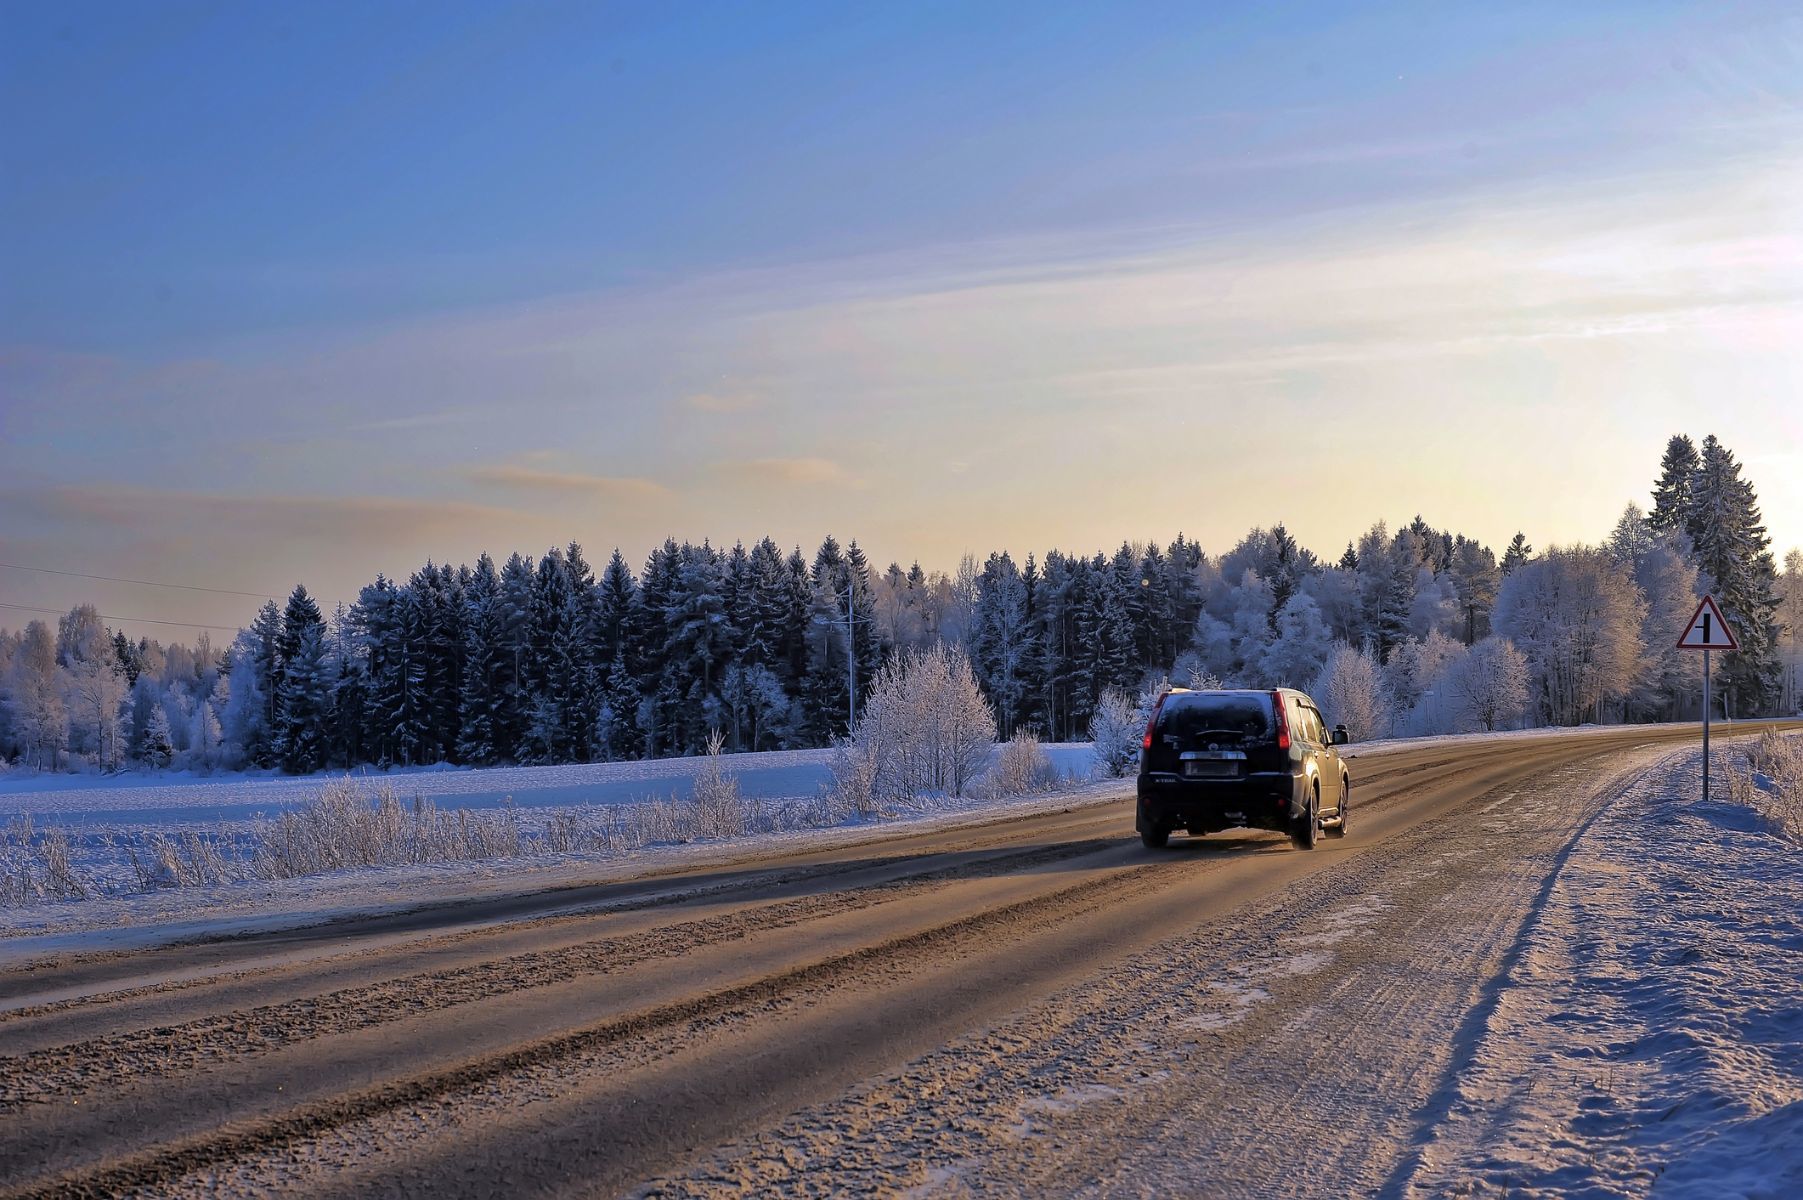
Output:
1677,594,1739,802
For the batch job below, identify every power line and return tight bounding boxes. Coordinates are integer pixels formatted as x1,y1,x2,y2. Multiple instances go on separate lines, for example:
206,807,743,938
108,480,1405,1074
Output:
0,561,280,600
0,601,241,633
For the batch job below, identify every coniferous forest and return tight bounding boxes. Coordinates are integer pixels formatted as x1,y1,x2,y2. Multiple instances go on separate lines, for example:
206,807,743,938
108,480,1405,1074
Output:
3,434,1799,775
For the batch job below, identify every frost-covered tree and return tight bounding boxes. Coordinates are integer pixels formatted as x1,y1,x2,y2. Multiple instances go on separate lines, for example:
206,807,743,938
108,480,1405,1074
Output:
5,621,66,768
1443,637,1529,731
1312,643,1388,741
1387,630,1467,732
1493,547,1644,726
1260,593,1332,689
1625,532,1701,720
1778,548,1803,714
1407,566,1460,642
851,643,996,801
219,630,267,769
1089,687,1142,778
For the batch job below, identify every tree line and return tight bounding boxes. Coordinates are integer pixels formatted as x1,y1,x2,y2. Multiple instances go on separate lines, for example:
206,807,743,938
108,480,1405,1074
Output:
2,433,1797,774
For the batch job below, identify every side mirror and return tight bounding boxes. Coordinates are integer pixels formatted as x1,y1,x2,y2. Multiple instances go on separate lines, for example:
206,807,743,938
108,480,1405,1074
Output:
1331,726,1349,746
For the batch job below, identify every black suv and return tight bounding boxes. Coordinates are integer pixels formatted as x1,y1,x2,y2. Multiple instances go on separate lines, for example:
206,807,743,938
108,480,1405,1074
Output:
1136,688,1350,850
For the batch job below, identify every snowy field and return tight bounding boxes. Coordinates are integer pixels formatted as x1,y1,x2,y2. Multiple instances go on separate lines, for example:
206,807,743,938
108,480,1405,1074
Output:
0,743,1100,824
1403,743,1802,1198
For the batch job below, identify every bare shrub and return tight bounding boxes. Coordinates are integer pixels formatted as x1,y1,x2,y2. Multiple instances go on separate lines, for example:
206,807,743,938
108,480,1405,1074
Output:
1728,730,1803,845
249,779,527,881
0,816,99,904
691,730,746,838
987,729,1057,797
827,739,880,817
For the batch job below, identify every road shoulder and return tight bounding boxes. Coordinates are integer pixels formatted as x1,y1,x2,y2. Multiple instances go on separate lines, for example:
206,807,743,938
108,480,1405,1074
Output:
1401,746,1803,1198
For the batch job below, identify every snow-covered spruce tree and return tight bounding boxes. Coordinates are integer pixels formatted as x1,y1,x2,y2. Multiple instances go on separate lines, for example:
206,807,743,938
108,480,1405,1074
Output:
1648,434,1700,536
490,552,535,759
241,600,283,767
849,643,996,803
561,543,605,760
1355,523,1412,661
1499,532,1533,577
1312,643,1388,741
521,548,577,762
456,553,503,765
1443,637,1529,732
1492,546,1644,726
271,586,326,772
971,550,1031,737
666,544,737,755
141,703,174,769
1684,434,1782,715
275,623,329,774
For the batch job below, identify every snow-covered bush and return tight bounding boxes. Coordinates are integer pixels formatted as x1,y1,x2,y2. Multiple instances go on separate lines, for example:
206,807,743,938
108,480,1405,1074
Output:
844,644,997,804
987,729,1057,797
1729,730,1803,845
1090,688,1142,778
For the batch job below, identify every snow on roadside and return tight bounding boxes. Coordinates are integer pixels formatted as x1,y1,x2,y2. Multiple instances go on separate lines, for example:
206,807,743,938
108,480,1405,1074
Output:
0,777,1131,963
1403,745,1803,1199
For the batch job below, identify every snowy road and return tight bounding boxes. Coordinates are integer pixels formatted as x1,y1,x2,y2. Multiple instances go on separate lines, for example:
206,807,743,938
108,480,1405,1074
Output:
1,722,1795,1198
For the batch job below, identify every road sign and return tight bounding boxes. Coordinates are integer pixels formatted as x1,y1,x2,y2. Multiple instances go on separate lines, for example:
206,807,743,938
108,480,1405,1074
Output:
1678,594,1737,805
1677,594,1739,651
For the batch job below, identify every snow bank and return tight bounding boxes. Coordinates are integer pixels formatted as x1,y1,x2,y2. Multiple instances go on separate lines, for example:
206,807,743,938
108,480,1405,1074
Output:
1405,747,1803,1198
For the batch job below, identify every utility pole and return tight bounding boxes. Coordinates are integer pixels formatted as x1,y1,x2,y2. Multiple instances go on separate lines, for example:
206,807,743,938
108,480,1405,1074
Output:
846,579,857,735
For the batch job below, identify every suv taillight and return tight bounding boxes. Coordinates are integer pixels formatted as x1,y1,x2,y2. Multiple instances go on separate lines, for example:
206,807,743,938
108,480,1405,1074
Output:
1143,692,1170,751
1272,690,1291,751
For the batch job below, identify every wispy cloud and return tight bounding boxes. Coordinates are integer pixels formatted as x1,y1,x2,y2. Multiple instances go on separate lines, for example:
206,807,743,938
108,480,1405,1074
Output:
465,465,671,499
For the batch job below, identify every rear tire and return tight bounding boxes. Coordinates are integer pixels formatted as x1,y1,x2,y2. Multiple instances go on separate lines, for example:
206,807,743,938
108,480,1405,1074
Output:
1140,824,1171,849
1325,778,1349,839
1291,785,1319,850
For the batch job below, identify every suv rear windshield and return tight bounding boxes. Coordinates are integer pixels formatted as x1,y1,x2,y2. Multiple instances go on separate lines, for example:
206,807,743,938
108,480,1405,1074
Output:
1157,693,1273,743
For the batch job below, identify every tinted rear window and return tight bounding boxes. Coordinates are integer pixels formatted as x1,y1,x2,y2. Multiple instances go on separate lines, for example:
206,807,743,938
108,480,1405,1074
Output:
1157,693,1273,741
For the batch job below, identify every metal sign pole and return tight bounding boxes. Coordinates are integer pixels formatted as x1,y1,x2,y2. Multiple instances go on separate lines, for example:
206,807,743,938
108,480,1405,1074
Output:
1702,648,1711,804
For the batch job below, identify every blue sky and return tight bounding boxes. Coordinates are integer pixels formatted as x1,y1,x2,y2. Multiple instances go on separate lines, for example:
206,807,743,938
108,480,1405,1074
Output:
2,2,1800,635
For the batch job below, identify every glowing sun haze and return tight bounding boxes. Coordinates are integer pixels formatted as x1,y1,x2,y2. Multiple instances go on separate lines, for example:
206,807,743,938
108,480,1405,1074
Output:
2,2,1799,636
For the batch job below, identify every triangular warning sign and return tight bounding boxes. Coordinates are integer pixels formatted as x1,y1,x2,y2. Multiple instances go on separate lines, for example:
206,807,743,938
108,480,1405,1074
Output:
1677,595,1739,651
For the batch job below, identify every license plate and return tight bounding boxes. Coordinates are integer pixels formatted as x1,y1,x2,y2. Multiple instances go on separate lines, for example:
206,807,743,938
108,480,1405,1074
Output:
1182,760,1240,778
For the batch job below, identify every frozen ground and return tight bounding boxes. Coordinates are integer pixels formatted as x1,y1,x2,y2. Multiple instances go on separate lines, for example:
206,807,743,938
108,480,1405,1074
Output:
0,743,1099,824
1402,743,1803,1199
